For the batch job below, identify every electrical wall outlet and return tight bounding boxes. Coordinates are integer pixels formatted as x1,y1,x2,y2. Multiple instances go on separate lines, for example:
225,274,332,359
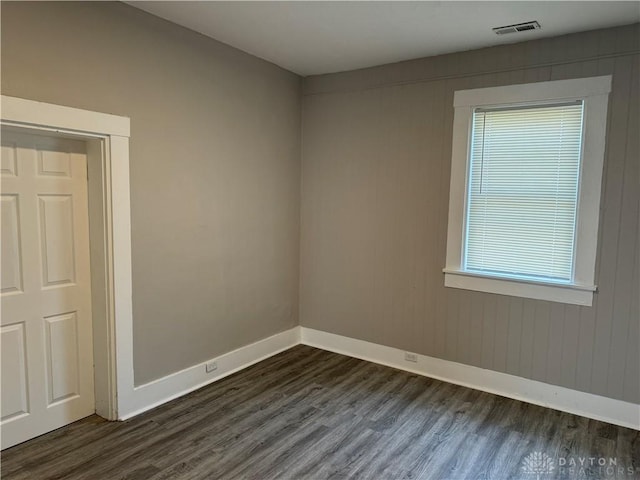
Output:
404,352,418,363
205,361,218,373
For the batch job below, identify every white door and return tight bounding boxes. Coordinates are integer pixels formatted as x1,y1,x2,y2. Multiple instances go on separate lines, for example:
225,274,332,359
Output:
1,129,94,449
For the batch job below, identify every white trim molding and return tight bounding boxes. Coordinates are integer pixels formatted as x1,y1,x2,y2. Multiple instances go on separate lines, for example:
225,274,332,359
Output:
121,327,301,419
452,75,612,108
1,95,132,422
444,76,612,306
300,327,640,430
1,95,130,137
443,270,597,306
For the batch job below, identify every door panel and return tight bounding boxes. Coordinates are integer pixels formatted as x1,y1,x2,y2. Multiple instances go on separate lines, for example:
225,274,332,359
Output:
44,312,80,405
38,195,76,286
1,195,23,294
0,142,17,176
38,150,72,177
0,322,29,422
1,130,94,449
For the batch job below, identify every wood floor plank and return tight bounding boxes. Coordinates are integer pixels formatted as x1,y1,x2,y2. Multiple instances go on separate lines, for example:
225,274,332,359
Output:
1,345,638,480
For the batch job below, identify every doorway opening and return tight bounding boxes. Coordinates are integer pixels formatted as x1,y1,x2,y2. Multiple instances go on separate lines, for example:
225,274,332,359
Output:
1,96,133,449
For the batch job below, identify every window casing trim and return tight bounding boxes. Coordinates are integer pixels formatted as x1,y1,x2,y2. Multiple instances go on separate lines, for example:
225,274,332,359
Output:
444,76,611,306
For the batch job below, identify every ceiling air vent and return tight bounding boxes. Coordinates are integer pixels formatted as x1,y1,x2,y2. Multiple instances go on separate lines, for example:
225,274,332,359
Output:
492,21,541,35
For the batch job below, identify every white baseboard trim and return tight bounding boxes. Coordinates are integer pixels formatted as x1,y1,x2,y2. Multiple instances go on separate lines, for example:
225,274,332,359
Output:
117,324,638,430
120,327,301,420
300,327,640,430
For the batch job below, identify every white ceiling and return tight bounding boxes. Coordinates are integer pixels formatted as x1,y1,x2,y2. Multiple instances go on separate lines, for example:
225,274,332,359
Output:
128,1,640,76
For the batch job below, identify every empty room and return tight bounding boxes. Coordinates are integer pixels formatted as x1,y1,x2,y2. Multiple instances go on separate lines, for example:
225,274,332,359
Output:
0,1,638,479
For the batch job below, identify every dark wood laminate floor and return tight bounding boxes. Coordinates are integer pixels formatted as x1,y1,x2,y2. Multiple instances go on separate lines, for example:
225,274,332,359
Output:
1,345,638,480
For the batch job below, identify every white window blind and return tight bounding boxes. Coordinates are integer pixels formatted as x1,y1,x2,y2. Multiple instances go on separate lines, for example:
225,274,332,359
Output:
464,101,585,282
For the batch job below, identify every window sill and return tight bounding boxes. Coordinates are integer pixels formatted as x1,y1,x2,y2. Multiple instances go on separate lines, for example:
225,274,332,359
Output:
443,269,596,306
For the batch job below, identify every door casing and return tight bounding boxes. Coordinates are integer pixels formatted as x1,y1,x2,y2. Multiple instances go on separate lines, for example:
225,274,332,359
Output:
1,95,133,422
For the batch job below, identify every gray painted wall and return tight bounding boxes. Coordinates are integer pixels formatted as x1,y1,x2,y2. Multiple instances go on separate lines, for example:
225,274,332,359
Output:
2,2,637,404
301,24,639,404
1,2,302,385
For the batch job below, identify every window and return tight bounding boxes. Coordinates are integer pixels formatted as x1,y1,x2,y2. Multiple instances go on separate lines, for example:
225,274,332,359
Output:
444,76,611,306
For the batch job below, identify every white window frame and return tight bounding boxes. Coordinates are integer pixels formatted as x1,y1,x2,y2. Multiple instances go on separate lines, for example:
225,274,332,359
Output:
443,76,611,306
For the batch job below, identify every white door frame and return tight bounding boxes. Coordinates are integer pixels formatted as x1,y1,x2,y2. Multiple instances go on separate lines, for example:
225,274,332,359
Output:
1,95,133,421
